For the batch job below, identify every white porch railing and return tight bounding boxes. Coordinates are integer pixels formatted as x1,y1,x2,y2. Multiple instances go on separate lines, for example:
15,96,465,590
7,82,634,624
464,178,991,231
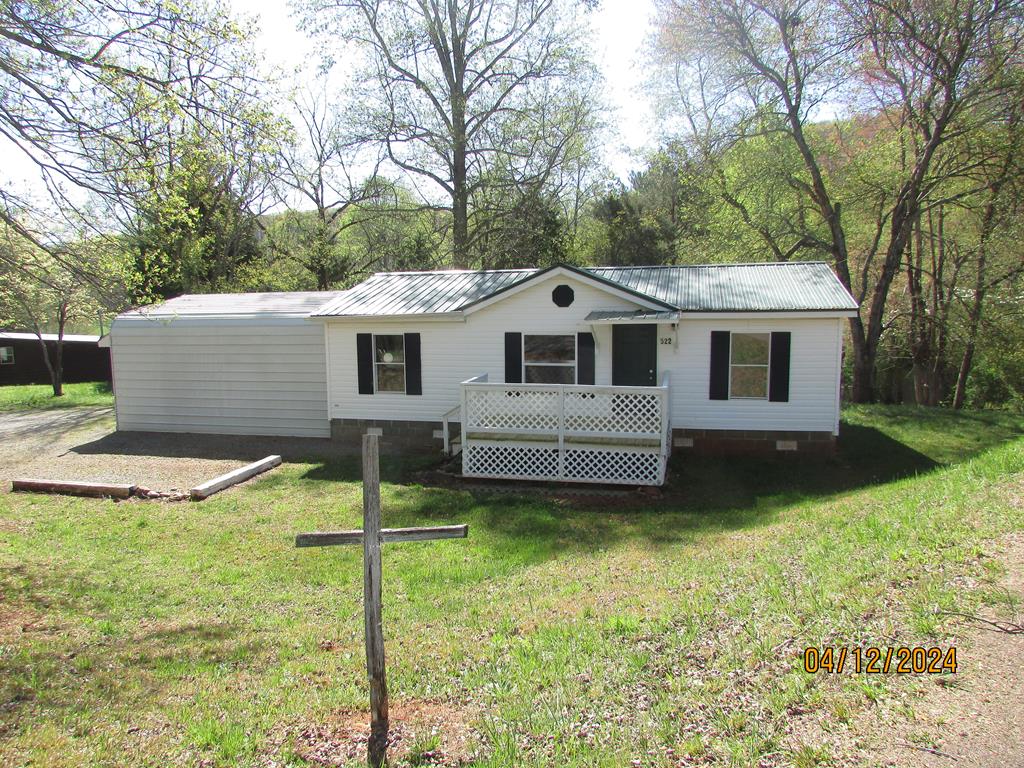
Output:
450,372,671,486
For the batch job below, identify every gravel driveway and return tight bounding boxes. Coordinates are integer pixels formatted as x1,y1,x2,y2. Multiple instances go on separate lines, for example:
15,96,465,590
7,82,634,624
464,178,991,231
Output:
0,407,338,493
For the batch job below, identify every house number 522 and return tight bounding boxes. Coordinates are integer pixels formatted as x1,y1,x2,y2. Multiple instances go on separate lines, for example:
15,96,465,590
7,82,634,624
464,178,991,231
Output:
660,337,673,345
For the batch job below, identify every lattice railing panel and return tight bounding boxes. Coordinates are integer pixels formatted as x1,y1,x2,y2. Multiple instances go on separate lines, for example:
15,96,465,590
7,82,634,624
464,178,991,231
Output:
562,447,663,485
463,442,560,480
465,388,561,432
563,390,663,436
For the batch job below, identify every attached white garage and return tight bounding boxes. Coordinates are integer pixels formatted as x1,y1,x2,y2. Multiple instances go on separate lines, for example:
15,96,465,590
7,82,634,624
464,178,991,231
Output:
109,292,344,438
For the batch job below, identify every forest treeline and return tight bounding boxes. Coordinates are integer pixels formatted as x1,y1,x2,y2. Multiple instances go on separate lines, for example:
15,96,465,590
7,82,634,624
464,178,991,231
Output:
0,0,1022,406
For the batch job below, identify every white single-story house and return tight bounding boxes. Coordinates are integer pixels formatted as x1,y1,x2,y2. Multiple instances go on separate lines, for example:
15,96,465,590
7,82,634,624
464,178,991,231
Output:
109,262,858,486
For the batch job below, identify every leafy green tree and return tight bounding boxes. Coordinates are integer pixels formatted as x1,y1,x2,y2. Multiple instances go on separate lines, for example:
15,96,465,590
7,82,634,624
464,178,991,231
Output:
125,144,265,302
472,188,571,269
590,190,677,266
298,0,601,268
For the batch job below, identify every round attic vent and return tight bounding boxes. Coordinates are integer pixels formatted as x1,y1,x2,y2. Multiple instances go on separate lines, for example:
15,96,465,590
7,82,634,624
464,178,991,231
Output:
552,284,575,307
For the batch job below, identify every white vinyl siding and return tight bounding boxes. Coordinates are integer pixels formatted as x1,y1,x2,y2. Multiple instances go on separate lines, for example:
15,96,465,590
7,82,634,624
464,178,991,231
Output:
110,317,330,437
326,274,642,421
327,286,843,436
664,317,843,434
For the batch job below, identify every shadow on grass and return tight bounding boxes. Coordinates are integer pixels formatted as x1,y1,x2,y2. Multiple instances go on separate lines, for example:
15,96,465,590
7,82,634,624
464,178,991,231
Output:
0,564,265,732
288,413,1022,560
668,423,941,515
66,408,1024,563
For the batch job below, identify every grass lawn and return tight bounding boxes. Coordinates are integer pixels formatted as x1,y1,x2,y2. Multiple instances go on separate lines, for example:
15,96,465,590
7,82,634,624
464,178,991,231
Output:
1,406,1022,767
0,382,114,411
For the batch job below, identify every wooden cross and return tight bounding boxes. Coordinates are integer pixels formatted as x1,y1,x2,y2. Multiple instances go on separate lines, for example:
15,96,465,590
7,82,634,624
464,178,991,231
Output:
295,433,468,768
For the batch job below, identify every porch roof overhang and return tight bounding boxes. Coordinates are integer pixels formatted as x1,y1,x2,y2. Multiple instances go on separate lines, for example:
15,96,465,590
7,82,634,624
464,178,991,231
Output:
584,309,681,324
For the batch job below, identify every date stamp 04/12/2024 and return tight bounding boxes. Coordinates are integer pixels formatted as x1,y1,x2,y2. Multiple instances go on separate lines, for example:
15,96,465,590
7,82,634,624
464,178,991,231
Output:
802,646,958,675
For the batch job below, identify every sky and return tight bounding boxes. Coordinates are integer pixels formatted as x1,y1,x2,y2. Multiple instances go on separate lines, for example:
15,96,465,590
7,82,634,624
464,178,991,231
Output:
231,0,660,181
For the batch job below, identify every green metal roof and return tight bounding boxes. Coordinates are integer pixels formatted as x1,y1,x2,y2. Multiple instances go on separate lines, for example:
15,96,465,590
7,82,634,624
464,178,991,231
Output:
311,262,858,317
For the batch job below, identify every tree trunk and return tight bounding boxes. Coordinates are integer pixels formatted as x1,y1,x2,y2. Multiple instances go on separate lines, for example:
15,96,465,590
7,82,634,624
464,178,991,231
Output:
825,203,873,404
953,208,993,409
451,100,468,269
849,326,875,403
52,303,67,397
952,341,975,410
908,211,931,405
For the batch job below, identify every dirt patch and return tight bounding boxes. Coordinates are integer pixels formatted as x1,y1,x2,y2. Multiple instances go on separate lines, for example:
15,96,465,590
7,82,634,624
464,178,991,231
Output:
289,700,480,767
875,532,1024,768
788,532,1024,767
0,604,56,642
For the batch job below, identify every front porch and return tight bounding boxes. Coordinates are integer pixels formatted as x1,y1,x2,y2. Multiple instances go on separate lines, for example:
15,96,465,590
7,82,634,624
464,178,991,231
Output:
442,373,671,486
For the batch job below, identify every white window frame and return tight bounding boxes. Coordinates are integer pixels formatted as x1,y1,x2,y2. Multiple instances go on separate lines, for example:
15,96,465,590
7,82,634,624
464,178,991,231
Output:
728,332,770,400
372,333,406,394
0,346,13,365
522,333,577,385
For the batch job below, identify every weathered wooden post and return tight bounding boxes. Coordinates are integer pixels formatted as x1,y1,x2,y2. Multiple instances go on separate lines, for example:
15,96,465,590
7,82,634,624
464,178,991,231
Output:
361,434,388,766
296,433,468,768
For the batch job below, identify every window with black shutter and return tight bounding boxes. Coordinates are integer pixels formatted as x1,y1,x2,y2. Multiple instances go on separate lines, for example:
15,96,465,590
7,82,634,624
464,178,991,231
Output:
356,332,422,394
709,330,791,402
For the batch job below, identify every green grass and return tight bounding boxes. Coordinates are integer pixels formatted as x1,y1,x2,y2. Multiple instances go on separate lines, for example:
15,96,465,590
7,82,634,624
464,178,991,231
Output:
0,381,114,411
1,405,1023,767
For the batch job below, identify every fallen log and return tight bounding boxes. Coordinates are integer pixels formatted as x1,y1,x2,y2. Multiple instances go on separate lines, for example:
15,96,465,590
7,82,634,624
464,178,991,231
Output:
12,478,135,499
190,455,282,501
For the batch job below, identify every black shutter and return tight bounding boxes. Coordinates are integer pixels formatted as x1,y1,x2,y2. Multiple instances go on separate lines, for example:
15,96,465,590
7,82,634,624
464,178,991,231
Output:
577,332,595,385
356,333,374,394
504,332,523,383
404,333,422,395
769,331,791,402
709,331,730,400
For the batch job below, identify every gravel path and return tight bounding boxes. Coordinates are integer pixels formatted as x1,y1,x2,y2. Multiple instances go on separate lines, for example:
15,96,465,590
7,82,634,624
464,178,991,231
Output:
1,407,340,493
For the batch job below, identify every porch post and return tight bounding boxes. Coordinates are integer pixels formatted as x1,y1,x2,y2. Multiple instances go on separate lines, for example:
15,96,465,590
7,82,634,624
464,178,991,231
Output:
557,385,566,480
460,380,469,470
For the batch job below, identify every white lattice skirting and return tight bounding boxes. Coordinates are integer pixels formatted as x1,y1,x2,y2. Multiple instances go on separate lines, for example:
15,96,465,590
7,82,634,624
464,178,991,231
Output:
462,439,667,486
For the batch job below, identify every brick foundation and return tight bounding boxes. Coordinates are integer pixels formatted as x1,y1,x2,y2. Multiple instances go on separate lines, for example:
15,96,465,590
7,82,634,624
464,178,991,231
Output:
672,428,836,455
330,418,446,454
330,419,835,456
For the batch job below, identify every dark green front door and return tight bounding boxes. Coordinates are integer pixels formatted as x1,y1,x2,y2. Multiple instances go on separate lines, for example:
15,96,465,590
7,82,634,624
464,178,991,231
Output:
612,324,657,386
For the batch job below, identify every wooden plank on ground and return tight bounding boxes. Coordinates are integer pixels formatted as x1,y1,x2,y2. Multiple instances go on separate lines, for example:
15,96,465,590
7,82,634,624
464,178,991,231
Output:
190,455,282,501
295,524,469,548
12,478,135,499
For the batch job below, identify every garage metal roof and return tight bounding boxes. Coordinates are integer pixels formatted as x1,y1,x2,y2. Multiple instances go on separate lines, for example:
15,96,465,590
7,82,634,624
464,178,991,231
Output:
119,290,350,319
313,262,857,317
